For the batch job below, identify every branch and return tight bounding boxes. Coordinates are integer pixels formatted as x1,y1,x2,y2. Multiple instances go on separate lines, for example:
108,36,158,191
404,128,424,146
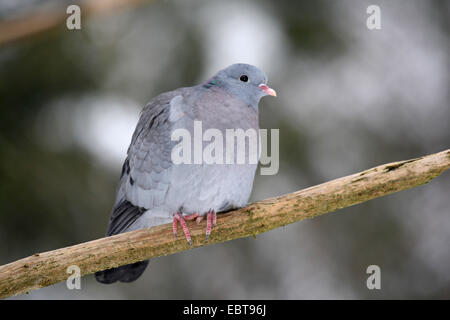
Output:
1,149,449,298
0,0,151,46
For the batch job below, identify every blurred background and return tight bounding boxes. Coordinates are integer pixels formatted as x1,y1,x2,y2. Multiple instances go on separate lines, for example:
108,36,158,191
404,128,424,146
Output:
0,0,449,299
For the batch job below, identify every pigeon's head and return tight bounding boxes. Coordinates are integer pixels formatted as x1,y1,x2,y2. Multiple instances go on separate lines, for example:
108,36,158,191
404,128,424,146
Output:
210,63,276,109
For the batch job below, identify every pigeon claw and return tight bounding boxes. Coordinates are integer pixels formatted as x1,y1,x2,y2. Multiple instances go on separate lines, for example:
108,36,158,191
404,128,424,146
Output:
173,211,217,244
173,212,193,247
184,213,201,222
205,210,216,241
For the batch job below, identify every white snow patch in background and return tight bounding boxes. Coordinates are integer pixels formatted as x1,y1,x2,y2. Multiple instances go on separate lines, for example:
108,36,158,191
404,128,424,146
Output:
73,96,141,167
37,95,141,168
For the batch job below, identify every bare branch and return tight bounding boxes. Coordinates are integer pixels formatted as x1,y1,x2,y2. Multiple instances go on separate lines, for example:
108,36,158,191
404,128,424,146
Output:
0,0,151,46
0,149,449,298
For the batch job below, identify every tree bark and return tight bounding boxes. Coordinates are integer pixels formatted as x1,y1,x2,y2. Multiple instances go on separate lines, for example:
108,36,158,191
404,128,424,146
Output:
0,149,449,298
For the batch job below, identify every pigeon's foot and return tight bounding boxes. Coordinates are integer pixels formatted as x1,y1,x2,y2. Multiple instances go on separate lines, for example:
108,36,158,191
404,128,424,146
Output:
172,211,217,245
173,212,195,247
184,213,203,224
205,210,216,241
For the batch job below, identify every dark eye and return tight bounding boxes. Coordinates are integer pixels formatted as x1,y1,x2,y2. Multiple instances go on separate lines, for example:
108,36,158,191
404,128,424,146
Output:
239,75,248,82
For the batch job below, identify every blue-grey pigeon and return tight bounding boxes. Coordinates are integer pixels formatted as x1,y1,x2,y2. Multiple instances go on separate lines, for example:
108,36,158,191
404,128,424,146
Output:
95,63,276,284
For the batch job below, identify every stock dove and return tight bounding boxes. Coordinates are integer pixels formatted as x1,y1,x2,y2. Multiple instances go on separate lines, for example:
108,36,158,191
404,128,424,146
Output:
95,63,276,284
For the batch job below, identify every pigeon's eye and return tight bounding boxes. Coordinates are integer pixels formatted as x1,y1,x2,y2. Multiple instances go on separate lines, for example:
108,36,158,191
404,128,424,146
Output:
239,75,249,82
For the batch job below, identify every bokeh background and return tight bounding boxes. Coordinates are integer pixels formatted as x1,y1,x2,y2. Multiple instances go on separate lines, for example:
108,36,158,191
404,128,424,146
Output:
1,0,449,299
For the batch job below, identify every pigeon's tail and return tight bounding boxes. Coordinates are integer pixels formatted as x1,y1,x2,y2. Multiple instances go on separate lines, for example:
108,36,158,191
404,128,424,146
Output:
95,260,149,284
95,198,149,284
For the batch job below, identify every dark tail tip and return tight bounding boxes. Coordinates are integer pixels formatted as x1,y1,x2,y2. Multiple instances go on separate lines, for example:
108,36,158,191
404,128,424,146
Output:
95,260,150,284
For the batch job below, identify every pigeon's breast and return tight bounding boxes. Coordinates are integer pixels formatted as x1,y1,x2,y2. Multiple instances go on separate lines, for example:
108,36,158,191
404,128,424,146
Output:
194,86,259,130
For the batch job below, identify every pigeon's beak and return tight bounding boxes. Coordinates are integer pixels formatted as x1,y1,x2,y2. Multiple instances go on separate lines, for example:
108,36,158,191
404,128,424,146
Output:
259,84,277,97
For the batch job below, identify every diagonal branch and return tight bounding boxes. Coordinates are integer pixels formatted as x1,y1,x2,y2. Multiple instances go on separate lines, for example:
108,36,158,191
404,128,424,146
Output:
0,0,152,46
0,149,449,298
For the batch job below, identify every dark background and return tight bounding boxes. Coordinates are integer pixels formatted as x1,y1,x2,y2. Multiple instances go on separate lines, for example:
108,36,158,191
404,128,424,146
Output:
0,0,449,299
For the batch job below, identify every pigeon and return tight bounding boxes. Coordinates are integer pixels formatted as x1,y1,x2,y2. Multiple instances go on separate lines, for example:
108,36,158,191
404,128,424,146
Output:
95,63,276,284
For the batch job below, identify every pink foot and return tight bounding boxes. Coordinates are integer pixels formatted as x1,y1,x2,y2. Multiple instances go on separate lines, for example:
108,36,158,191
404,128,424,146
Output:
184,213,203,224
173,212,194,247
205,210,216,241
173,211,217,245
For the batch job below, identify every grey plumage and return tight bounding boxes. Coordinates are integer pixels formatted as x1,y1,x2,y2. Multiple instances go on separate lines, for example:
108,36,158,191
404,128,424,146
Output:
95,64,275,284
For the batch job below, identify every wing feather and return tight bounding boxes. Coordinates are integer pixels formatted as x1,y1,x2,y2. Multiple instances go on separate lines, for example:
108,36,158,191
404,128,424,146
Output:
105,89,189,235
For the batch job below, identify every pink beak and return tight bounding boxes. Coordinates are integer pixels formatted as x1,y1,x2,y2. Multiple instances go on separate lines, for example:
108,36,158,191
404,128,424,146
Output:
259,84,277,97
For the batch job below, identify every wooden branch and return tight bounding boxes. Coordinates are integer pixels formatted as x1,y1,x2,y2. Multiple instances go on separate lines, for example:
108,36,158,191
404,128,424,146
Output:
0,149,449,298
0,0,151,46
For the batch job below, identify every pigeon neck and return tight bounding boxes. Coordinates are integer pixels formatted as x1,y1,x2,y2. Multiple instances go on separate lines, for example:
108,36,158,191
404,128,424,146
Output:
202,76,260,110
